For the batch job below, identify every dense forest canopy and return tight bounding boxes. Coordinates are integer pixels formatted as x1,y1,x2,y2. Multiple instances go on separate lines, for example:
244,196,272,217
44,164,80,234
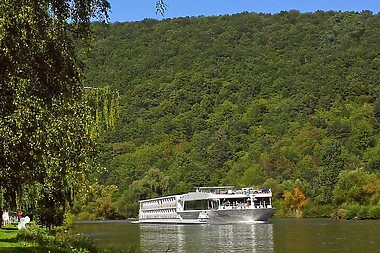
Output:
74,10,380,219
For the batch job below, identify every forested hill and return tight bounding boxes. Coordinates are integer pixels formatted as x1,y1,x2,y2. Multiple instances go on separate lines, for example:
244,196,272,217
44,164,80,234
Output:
76,10,380,218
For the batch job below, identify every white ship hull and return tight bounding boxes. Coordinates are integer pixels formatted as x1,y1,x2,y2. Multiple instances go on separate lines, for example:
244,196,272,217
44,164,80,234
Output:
138,187,274,224
177,208,273,223
207,208,273,223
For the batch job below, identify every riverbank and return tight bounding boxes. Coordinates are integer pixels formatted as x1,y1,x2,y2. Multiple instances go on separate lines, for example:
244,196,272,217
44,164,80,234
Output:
0,223,139,253
0,225,38,252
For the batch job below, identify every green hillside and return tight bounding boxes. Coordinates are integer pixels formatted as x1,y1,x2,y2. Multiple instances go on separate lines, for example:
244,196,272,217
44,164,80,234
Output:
74,10,380,219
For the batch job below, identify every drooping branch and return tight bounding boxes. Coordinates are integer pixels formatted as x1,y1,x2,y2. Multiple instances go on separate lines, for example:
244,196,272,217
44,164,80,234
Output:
155,0,168,16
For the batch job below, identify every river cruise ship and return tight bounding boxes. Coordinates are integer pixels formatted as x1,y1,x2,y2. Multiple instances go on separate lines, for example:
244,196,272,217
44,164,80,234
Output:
137,186,274,224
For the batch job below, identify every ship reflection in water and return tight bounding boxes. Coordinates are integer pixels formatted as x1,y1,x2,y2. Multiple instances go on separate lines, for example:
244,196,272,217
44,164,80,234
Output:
140,222,274,253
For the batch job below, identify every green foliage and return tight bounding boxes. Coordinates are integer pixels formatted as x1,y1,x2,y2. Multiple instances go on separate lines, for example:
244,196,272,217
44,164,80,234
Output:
239,164,267,187
16,222,98,252
341,204,361,219
0,0,111,227
261,178,284,200
16,222,55,246
368,206,380,219
83,86,120,141
0,228,35,248
1,223,140,252
302,203,333,218
72,183,118,220
114,168,170,217
362,175,380,205
333,169,371,205
357,205,370,219
75,11,380,218
319,140,346,204
77,212,96,221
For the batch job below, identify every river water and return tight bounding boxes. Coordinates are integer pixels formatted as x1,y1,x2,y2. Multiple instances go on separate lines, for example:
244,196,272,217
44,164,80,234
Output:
72,219,380,252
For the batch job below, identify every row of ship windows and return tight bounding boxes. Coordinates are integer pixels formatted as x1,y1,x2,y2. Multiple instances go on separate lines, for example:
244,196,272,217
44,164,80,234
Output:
141,198,177,209
140,210,178,219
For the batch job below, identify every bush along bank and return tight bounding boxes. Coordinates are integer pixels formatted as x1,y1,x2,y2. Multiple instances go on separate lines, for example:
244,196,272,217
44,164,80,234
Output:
0,222,140,253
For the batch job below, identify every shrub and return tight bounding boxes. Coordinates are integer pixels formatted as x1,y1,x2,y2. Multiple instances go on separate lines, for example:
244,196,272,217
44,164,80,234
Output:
368,206,380,219
64,213,77,229
335,208,345,219
303,203,332,218
342,204,361,219
77,211,96,221
357,206,370,219
16,222,100,253
70,234,98,253
16,222,55,245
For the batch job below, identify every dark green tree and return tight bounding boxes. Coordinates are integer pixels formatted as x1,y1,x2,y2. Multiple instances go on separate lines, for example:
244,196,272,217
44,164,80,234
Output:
319,140,346,204
0,0,111,227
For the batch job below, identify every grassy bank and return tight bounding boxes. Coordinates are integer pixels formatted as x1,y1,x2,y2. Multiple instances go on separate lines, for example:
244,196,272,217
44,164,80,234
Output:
0,225,38,253
0,223,139,253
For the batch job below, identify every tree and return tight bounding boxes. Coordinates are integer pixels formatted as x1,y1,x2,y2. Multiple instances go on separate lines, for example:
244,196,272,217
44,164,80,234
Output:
0,0,169,227
283,187,308,216
318,140,346,204
239,164,267,187
116,168,169,217
333,169,371,205
0,0,112,227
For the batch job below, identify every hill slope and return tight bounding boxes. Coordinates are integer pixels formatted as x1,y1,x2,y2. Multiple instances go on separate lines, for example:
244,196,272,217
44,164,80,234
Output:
76,10,380,218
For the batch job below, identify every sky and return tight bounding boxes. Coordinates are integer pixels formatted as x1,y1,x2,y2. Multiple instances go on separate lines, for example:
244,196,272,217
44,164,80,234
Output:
107,0,380,22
